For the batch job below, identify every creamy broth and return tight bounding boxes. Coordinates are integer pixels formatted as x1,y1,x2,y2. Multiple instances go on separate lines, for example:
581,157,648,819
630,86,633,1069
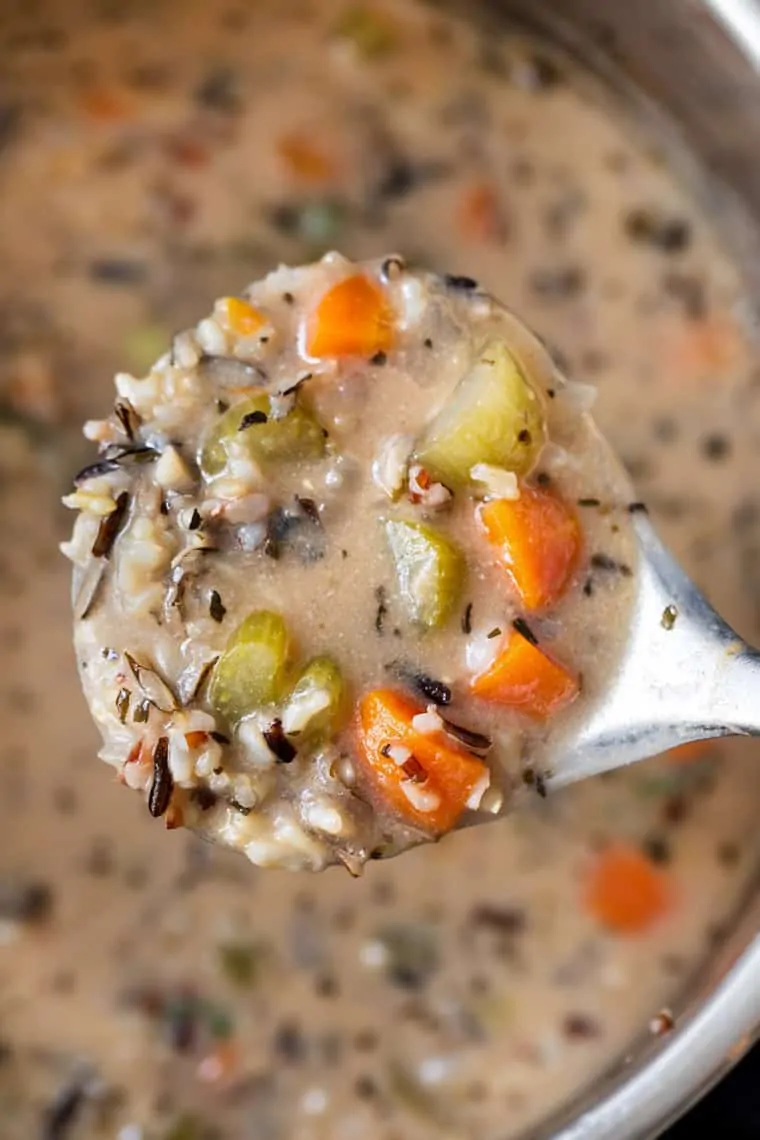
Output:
65,256,637,871
1,0,760,1137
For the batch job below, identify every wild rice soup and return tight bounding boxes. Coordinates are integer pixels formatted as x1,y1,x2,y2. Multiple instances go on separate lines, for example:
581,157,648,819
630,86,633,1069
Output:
2,0,760,1137
64,256,636,871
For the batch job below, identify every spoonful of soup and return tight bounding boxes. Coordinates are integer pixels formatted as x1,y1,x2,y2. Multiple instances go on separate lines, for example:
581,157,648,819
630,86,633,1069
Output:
61,252,760,872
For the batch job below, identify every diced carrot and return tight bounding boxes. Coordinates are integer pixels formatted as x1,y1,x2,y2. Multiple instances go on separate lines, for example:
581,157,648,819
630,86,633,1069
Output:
478,485,582,611
78,86,133,122
356,689,490,835
664,311,747,386
307,274,394,358
585,843,672,934
185,730,209,749
457,181,507,243
664,739,715,764
470,629,579,719
277,133,335,182
163,134,210,168
216,297,267,337
197,1038,240,1084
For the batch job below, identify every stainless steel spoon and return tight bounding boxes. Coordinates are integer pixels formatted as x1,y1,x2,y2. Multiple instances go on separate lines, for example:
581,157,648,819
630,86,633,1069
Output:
549,508,760,791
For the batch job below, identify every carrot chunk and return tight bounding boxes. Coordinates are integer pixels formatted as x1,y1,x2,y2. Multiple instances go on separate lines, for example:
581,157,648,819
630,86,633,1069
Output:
585,844,672,934
356,689,490,835
307,275,394,358
478,484,582,611
216,296,267,337
277,133,335,182
78,85,133,122
470,630,578,718
457,181,507,243
665,740,713,765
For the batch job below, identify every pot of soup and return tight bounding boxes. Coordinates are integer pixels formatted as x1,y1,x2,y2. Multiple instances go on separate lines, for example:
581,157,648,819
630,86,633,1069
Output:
2,0,760,1137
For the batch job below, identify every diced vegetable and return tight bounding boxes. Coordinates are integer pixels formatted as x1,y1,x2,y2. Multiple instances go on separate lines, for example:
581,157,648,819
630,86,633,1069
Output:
470,629,578,718
277,134,335,182
457,181,506,243
385,520,464,629
283,656,345,736
215,297,267,337
201,392,326,477
585,844,672,934
334,6,397,58
665,740,712,764
414,339,546,489
356,689,490,834
478,484,581,610
210,611,290,722
306,274,394,358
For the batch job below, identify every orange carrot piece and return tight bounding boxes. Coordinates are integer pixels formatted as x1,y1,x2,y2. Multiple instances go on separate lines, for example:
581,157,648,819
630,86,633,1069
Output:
217,296,267,337
356,689,489,835
78,86,132,122
163,135,210,168
457,181,507,243
585,844,672,934
277,133,335,182
470,630,579,719
664,311,746,386
307,274,394,358
664,739,712,765
478,485,582,611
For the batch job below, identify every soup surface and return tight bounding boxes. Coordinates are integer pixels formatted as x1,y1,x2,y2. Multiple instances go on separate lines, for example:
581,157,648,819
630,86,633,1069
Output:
1,0,760,1137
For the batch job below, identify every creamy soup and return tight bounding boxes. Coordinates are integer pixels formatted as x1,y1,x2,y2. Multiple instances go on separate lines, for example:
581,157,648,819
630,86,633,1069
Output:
65,255,637,871
1,0,760,1137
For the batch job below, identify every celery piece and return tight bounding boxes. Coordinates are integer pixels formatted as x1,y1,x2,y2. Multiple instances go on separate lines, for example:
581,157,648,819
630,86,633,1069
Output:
385,520,463,629
414,339,546,489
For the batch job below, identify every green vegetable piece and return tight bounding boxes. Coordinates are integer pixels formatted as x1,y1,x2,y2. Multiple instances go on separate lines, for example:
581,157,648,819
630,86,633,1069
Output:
385,520,463,630
201,392,326,477
217,940,267,988
210,610,289,722
284,655,345,736
334,6,397,58
414,339,546,489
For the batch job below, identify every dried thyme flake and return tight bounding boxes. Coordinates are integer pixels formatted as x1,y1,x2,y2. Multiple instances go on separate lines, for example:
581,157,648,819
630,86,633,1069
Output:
385,661,452,706
661,604,678,631
237,408,268,431
461,602,473,634
375,585,388,634
209,589,226,623
444,273,478,290
590,552,632,577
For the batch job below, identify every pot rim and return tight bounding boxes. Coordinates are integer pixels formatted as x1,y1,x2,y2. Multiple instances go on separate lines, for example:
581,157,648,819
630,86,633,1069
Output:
544,2,760,1137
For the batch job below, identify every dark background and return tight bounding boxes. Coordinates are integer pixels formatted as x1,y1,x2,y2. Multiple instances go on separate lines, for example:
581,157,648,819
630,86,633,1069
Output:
663,1043,760,1138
